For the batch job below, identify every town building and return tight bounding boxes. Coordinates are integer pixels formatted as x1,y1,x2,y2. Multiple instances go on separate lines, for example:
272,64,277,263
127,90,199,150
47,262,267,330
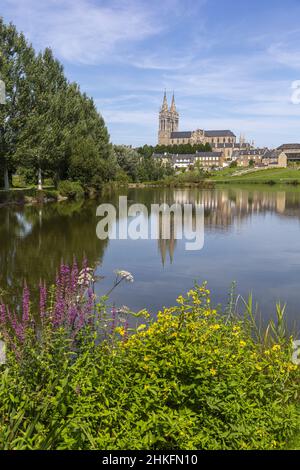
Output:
262,150,287,168
232,148,269,167
276,144,300,163
153,151,225,170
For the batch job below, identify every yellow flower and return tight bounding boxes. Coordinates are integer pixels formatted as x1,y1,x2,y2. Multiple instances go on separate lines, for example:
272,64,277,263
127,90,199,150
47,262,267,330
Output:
272,344,281,352
232,325,241,336
287,364,298,371
264,350,271,356
115,326,126,337
210,368,217,376
210,324,221,331
239,340,246,347
176,295,185,305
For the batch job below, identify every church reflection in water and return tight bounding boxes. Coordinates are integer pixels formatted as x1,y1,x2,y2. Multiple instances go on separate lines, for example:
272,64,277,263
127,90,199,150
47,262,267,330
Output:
147,187,300,264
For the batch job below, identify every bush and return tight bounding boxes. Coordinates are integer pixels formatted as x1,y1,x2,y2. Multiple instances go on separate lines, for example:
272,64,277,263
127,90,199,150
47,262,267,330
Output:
42,189,59,200
58,180,84,199
90,174,104,191
0,271,299,450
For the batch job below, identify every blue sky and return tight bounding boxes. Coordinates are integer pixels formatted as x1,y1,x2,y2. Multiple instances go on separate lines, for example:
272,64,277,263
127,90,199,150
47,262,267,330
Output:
1,0,300,147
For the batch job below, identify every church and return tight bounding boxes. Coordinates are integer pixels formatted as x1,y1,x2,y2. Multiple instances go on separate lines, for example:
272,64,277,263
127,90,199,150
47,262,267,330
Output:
158,92,250,160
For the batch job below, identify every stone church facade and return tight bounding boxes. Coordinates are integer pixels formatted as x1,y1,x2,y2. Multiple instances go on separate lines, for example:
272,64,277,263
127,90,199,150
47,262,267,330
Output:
158,92,250,159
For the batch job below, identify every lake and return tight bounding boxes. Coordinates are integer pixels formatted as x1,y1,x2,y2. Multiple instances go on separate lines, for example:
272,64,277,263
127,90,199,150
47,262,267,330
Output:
1,185,300,325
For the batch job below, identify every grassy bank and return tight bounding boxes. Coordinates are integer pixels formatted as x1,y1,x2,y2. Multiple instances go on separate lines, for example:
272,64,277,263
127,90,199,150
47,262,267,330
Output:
210,167,300,185
0,263,299,450
0,180,96,206
0,187,60,206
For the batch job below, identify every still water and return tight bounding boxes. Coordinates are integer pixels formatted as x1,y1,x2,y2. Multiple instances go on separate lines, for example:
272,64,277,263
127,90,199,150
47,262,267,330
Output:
1,186,300,324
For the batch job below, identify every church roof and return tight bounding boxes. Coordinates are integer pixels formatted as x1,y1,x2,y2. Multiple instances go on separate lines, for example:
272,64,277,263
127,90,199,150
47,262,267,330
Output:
277,144,300,150
205,130,236,137
170,131,192,139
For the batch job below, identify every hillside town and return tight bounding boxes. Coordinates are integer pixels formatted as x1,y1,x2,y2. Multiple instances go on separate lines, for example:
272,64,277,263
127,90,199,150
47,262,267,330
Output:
154,92,300,170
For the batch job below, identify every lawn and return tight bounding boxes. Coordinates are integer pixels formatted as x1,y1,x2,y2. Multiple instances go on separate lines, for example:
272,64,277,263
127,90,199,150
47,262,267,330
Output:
210,167,300,184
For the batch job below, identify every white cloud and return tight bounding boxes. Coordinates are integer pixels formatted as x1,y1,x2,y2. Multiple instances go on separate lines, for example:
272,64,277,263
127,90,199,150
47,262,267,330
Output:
1,0,164,64
268,42,300,70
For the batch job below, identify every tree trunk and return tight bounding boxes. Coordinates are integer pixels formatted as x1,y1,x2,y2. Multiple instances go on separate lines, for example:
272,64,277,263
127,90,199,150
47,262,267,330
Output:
38,167,42,191
4,165,9,190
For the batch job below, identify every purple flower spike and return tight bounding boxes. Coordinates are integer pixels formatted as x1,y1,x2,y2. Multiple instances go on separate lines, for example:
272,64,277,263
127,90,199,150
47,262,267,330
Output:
39,282,47,319
22,283,30,324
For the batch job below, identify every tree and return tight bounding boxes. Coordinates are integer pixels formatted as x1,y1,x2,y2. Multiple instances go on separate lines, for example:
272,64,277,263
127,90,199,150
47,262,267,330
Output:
0,20,35,189
113,146,140,182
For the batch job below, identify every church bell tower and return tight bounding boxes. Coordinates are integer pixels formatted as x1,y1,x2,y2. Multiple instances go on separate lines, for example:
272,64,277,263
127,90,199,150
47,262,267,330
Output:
158,91,179,145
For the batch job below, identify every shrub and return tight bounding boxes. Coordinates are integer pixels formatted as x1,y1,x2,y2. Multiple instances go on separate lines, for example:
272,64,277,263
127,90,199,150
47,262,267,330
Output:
58,180,84,199
42,189,59,200
90,174,104,191
0,273,299,450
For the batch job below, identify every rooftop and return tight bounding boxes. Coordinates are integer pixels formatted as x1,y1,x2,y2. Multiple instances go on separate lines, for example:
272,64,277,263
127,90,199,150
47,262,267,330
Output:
277,144,300,150
170,131,192,139
205,130,236,137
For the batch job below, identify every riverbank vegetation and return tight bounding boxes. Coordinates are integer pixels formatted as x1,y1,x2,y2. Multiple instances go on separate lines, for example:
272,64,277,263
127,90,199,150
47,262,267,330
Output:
209,167,300,185
0,261,299,450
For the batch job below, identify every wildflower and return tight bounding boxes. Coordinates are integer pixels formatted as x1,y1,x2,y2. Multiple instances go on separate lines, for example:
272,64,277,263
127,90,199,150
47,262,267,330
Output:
115,270,134,283
287,364,298,371
239,340,246,348
115,326,126,337
210,324,221,331
210,368,217,376
272,344,281,352
118,305,130,314
232,325,241,336
22,283,30,324
176,295,185,305
78,267,94,286
39,282,47,319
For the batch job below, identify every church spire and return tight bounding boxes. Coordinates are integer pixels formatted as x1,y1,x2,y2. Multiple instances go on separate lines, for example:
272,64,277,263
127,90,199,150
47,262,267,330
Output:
161,90,169,112
170,92,176,113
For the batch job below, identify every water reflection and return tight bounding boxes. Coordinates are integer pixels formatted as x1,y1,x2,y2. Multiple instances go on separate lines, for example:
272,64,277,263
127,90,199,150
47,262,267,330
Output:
1,186,300,322
144,187,300,264
0,199,108,306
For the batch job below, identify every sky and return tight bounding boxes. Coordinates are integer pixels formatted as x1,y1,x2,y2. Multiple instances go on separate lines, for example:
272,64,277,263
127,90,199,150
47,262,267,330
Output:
1,0,300,148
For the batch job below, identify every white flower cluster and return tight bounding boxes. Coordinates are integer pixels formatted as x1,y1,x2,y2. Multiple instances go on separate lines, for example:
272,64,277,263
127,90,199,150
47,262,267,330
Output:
78,267,94,286
0,340,6,365
115,270,134,283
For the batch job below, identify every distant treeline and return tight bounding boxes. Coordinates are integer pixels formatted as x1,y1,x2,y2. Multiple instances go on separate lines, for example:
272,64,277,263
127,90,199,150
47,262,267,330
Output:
137,143,212,157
